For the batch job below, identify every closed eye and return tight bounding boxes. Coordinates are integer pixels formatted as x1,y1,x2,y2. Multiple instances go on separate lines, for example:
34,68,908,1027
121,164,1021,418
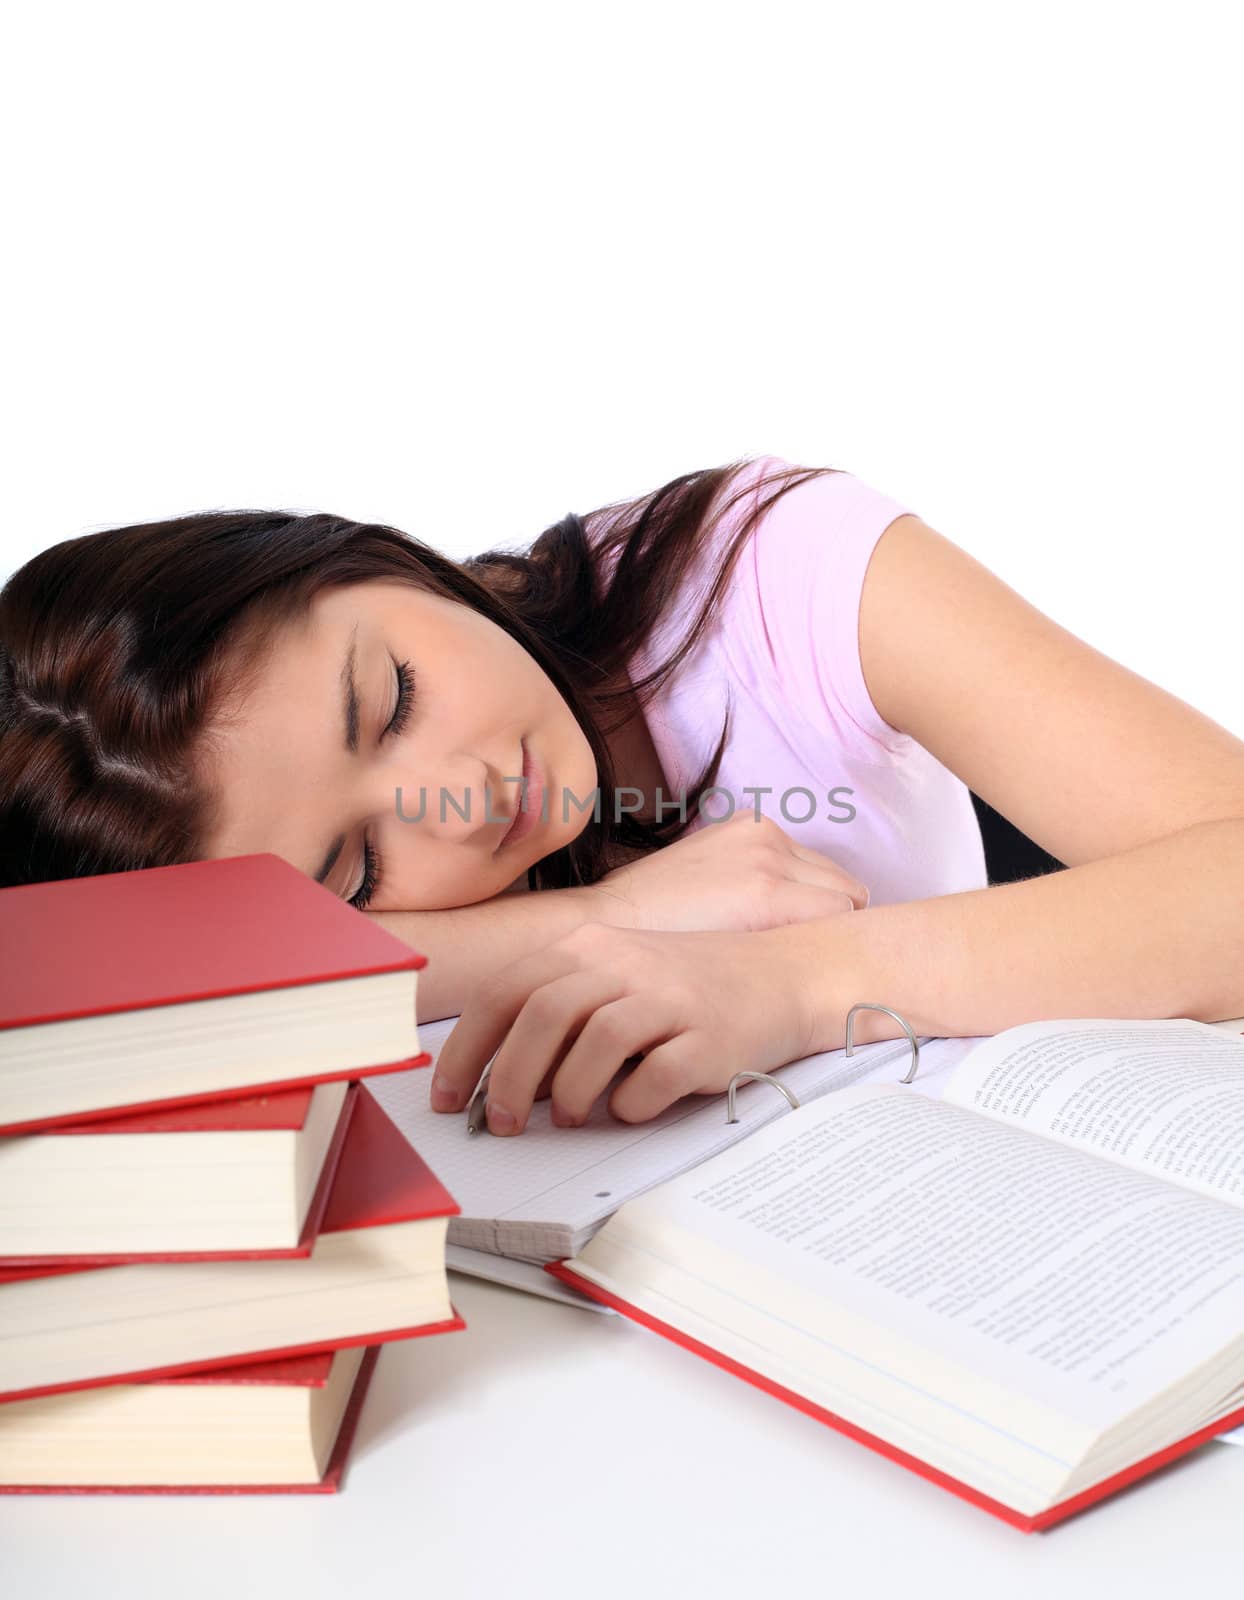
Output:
386,657,415,741
347,656,415,911
348,838,381,911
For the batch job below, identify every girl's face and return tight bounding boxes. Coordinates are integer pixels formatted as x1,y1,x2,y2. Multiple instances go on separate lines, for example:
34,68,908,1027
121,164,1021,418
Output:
200,578,598,911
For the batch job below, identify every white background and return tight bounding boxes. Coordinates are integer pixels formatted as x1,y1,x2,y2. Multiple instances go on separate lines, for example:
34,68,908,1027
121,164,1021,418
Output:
2,0,1241,735
3,1,1242,1588
4,1275,1244,1598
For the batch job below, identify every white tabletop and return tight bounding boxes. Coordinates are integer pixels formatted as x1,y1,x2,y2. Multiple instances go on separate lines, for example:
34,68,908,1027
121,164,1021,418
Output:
4,1272,1243,1596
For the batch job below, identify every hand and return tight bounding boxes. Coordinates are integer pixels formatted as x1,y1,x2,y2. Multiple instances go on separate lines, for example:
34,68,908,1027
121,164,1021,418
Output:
587,811,869,934
427,920,817,1134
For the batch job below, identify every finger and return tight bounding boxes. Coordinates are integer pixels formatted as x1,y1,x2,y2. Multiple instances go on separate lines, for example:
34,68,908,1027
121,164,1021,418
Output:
769,883,858,924
779,845,870,908
605,1033,709,1124
429,938,605,1109
429,1018,500,1112
482,968,626,1135
547,992,688,1125
749,824,869,907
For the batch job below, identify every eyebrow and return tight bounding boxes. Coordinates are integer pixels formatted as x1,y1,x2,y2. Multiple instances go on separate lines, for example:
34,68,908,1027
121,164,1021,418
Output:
314,832,347,887
341,623,361,755
314,625,361,889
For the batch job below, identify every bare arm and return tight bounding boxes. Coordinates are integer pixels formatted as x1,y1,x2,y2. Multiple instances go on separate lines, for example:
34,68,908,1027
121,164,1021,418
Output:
368,883,613,1024
773,513,1244,1052
373,819,884,1027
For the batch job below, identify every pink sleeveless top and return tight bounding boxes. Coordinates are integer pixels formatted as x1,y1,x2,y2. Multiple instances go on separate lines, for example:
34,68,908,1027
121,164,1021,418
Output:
585,455,988,908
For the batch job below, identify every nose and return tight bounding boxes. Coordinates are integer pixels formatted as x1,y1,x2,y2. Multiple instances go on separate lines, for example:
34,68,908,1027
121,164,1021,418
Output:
374,751,516,847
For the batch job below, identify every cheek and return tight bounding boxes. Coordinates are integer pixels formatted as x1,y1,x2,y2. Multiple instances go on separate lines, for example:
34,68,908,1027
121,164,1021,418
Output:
413,849,516,911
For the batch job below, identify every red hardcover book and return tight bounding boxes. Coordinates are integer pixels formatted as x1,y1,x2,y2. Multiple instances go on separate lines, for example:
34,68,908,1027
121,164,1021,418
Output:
0,1080,359,1268
545,1267,1244,1534
0,1345,384,1494
0,1086,465,1405
0,852,432,1134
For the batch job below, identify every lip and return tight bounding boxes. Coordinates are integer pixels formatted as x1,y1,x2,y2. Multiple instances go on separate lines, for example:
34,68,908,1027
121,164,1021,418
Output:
498,738,544,851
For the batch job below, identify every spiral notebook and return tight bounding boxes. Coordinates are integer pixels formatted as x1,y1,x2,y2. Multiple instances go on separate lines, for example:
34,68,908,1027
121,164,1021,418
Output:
368,1014,979,1270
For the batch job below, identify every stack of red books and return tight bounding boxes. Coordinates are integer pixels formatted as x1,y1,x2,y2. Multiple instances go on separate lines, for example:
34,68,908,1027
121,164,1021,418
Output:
0,853,462,1494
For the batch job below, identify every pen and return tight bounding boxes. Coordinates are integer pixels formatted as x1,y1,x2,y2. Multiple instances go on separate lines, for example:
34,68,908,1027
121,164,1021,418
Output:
465,1060,493,1135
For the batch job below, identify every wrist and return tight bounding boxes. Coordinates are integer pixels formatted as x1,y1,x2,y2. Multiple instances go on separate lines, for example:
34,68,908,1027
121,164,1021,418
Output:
574,880,641,932
759,916,909,1058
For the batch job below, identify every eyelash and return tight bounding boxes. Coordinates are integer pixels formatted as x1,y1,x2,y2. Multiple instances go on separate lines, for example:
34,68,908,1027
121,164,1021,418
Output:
386,658,415,740
348,839,382,912
348,658,416,911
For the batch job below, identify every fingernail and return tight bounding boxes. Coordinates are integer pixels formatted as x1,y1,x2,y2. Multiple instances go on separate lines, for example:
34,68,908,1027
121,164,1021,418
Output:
486,1099,517,1134
430,1074,460,1112
550,1103,575,1128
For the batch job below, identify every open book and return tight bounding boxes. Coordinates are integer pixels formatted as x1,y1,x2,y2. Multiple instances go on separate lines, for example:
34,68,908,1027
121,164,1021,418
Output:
550,1016,1244,1531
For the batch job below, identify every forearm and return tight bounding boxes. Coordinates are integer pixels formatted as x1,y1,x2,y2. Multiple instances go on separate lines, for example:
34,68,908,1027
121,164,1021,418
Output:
768,817,1244,1053
368,885,610,1024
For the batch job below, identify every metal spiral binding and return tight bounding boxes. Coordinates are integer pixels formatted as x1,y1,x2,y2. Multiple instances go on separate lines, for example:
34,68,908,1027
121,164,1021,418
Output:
724,1071,801,1124
844,1002,921,1084
724,1002,921,1121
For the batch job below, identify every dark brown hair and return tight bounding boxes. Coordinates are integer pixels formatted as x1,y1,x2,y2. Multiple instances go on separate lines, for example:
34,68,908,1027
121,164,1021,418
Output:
0,456,839,894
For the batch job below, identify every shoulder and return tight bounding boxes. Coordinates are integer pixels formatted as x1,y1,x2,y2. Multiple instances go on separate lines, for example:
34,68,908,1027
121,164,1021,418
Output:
741,460,922,754
856,505,1244,866
856,510,1016,744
